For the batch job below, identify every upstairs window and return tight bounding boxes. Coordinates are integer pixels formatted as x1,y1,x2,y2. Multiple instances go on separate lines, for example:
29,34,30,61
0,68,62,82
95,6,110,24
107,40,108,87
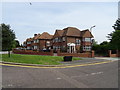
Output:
62,37,65,41
34,39,39,43
27,41,31,44
76,39,81,45
37,39,39,43
58,37,62,42
34,40,36,43
46,41,50,46
83,38,91,42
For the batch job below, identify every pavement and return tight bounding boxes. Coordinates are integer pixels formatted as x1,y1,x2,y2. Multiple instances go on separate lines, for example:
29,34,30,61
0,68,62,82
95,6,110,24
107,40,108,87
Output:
1,57,115,68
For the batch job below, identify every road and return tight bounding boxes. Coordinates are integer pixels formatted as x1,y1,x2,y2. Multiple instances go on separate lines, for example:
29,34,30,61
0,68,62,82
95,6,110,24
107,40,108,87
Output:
1,59,119,88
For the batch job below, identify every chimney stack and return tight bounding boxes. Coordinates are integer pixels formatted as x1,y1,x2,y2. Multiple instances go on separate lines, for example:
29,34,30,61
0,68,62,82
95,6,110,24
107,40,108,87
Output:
34,34,37,36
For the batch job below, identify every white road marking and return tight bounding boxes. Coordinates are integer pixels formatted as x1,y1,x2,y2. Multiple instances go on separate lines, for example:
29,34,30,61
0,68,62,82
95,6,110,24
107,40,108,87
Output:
90,72,103,76
56,77,62,80
71,72,103,78
8,84,13,87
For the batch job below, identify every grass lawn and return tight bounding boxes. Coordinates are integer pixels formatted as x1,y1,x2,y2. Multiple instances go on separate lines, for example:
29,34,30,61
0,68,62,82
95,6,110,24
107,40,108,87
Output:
2,54,81,65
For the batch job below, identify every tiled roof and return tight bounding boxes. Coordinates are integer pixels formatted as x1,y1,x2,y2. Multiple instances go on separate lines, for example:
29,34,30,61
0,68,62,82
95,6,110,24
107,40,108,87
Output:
81,29,93,38
33,34,41,40
38,32,53,39
26,38,33,42
23,41,26,44
81,30,88,36
62,27,81,37
56,30,64,36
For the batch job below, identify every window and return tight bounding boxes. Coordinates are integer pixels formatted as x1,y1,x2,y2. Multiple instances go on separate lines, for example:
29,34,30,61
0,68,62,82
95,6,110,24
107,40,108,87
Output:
55,38,58,42
83,46,91,51
27,42,31,44
27,46,31,50
58,38,62,42
23,44,26,46
46,41,50,46
76,39,81,45
34,46,38,49
53,46,55,49
53,39,55,43
62,37,65,41
34,39,39,43
37,39,39,43
34,40,36,43
84,38,91,42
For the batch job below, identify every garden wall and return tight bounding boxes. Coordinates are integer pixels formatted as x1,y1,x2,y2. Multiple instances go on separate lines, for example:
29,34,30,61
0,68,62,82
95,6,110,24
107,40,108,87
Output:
12,49,54,56
57,50,94,58
109,50,120,57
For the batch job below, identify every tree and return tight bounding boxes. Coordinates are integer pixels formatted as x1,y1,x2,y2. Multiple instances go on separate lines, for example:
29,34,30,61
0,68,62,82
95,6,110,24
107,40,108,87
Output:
107,18,120,50
112,18,120,30
15,40,20,47
1,23,16,57
110,30,120,50
92,41,110,56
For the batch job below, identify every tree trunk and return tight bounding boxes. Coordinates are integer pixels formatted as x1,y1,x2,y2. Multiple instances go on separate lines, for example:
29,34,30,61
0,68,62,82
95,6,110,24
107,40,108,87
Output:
8,51,10,57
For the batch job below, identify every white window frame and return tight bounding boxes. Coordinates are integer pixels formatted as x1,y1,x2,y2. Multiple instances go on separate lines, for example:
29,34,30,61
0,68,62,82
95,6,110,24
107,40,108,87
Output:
27,46,31,50
76,39,81,45
62,37,65,41
46,41,50,46
83,46,91,51
84,38,91,42
34,46,38,49
27,42,31,44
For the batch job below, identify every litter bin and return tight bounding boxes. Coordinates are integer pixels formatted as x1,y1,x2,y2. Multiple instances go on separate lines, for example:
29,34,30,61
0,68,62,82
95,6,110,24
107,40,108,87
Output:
63,56,72,61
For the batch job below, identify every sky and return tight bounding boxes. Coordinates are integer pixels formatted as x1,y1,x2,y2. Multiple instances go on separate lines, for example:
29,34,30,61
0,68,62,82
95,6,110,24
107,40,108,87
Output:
1,1,118,44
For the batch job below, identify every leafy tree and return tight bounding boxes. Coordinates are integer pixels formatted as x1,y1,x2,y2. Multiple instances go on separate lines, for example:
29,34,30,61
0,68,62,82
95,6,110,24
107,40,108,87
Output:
15,40,20,47
110,30,120,50
108,18,120,50
1,23,16,57
100,41,109,45
92,41,110,56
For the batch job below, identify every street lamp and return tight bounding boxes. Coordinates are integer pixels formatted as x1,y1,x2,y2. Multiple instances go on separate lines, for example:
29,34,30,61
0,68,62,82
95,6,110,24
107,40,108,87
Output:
90,25,95,57
90,25,96,32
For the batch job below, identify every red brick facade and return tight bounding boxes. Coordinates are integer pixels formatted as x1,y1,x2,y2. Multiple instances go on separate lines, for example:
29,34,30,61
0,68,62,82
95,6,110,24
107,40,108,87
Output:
109,50,120,57
52,27,93,53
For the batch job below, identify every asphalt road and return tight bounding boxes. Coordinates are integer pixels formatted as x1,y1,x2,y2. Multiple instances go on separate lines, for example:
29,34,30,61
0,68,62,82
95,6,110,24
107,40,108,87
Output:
2,59,119,88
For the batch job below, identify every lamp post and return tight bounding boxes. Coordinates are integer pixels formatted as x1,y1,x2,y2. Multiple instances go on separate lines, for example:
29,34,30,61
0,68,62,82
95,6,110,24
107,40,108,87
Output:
90,25,95,57
90,25,96,32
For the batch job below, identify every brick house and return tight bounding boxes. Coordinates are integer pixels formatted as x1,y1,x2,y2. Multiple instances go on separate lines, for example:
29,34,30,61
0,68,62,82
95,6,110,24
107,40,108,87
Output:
52,27,93,53
23,27,93,53
24,32,53,51
26,38,33,50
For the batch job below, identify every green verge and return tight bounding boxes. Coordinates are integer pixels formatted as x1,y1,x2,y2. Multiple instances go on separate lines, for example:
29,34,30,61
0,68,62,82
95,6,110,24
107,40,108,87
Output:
2,54,82,65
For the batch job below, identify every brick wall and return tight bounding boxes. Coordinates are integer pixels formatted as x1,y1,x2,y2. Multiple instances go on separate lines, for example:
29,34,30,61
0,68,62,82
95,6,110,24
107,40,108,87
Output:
109,50,120,57
57,50,94,58
13,49,54,56
67,37,76,43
